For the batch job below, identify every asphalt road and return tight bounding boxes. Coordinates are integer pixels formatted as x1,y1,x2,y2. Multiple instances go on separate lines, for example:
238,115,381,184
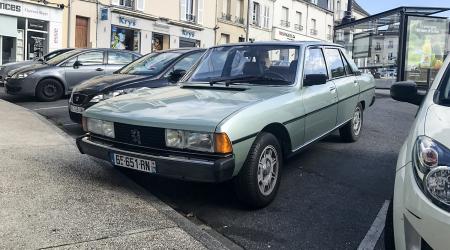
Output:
0,88,418,250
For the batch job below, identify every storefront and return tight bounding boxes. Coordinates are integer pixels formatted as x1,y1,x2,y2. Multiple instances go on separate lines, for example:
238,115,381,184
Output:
272,27,318,42
0,0,63,64
334,7,450,89
97,8,213,55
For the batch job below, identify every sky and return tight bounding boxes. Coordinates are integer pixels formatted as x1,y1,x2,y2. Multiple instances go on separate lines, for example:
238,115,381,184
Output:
356,0,450,17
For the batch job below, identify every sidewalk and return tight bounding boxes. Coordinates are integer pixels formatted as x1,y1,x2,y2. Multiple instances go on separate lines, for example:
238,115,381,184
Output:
0,99,232,249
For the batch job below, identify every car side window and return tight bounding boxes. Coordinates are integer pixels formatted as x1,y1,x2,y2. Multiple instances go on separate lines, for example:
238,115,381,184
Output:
173,52,203,71
324,49,345,78
76,51,104,66
64,56,78,67
303,48,328,77
108,51,134,65
340,50,353,75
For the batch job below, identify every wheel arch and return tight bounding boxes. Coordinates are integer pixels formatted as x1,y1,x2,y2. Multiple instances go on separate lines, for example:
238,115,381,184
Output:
261,123,292,159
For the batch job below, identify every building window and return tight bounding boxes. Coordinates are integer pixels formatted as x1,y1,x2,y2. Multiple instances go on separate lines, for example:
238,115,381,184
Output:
252,2,260,26
310,0,318,4
327,25,332,40
375,42,381,51
220,33,230,44
295,12,302,31
281,7,289,28
111,25,140,52
236,0,244,24
119,0,134,8
263,6,270,28
180,0,196,23
310,19,317,35
388,40,394,48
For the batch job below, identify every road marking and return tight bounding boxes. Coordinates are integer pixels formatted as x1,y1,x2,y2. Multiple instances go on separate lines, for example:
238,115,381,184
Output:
357,200,390,250
33,106,68,111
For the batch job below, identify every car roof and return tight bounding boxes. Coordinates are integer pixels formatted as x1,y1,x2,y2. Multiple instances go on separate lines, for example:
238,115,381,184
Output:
210,41,343,48
154,47,206,53
71,48,141,55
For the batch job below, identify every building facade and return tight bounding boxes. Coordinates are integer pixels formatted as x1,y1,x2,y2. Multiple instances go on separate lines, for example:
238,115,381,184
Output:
216,0,248,44
0,0,65,64
255,0,334,43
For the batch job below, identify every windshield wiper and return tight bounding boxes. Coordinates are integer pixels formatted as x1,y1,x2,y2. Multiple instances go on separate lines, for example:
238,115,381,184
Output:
208,75,290,86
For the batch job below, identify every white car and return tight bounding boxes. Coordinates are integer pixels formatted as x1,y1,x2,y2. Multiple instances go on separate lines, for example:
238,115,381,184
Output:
385,56,450,250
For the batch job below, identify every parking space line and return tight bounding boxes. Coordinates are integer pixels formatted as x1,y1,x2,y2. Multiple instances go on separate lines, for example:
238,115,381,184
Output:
357,200,390,250
33,106,68,111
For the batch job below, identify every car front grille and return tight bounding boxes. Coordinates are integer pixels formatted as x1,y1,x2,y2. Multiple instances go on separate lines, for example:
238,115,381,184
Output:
71,93,88,105
114,123,166,148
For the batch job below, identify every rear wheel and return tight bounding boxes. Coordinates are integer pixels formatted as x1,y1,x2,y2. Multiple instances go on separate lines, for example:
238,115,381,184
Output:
339,102,363,142
234,132,282,209
36,79,64,102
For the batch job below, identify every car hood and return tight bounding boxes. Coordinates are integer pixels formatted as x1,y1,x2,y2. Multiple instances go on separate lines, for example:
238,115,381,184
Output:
85,85,291,132
74,74,161,94
7,63,50,76
425,104,450,149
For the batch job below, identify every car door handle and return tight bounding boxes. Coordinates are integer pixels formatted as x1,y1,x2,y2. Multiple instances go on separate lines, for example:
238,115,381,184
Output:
329,86,336,92
96,68,104,71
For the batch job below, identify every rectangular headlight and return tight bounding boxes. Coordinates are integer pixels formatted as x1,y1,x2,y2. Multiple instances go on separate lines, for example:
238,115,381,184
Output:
165,129,232,153
186,132,214,152
86,118,115,138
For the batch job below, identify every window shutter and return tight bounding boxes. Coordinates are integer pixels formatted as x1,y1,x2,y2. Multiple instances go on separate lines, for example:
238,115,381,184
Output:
197,0,204,24
136,0,144,11
111,0,120,6
180,0,187,21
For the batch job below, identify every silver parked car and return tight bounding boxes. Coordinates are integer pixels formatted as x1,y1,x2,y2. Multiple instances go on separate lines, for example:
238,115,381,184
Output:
4,48,141,101
0,48,74,86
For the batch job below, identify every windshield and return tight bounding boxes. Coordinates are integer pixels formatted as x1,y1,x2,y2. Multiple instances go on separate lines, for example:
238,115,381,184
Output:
188,45,299,85
46,50,81,65
117,52,180,75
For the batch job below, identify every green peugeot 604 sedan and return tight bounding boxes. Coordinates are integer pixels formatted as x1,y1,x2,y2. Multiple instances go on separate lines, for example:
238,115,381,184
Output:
76,42,375,208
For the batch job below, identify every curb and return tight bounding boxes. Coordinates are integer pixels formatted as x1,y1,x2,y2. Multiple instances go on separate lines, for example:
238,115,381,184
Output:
1,99,242,250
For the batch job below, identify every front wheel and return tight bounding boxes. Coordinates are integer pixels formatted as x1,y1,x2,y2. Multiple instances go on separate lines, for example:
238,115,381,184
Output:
234,132,282,209
339,103,363,142
36,79,64,102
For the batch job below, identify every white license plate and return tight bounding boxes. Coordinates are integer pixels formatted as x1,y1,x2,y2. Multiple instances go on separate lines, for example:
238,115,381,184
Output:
113,153,156,173
69,105,85,114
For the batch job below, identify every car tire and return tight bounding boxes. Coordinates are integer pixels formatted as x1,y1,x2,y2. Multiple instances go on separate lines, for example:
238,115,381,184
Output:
339,102,363,142
233,132,282,209
36,79,64,102
384,199,395,250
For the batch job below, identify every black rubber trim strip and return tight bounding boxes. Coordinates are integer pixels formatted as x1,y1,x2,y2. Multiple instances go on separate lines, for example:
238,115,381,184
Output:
283,87,375,125
406,208,422,220
232,132,258,144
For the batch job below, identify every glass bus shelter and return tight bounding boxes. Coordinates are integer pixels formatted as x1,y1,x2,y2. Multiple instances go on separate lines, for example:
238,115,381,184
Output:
334,7,450,89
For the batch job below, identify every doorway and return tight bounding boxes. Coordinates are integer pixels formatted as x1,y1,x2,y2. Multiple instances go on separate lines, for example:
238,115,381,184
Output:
75,16,89,48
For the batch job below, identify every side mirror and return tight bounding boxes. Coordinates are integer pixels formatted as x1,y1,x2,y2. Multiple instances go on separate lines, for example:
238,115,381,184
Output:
168,69,186,83
390,81,425,106
73,60,83,68
303,74,328,87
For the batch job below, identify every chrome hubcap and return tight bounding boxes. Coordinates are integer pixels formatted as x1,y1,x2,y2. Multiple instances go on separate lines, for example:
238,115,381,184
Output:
353,107,362,136
257,145,279,196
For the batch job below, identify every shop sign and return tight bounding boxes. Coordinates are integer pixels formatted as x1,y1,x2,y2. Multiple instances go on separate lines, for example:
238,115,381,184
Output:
278,30,295,40
181,29,195,39
119,16,136,27
0,0,58,22
100,8,108,21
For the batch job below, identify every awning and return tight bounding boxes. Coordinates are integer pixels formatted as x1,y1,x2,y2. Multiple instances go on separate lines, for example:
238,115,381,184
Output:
0,15,18,38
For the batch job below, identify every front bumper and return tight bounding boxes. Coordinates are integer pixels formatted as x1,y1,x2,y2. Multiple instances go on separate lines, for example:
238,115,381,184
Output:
393,163,450,250
76,135,235,183
4,78,36,96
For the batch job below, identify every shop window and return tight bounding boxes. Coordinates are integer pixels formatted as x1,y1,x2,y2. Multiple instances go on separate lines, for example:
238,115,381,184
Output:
220,34,230,44
152,33,170,51
108,51,134,65
324,49,345,78
111,26,140,52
